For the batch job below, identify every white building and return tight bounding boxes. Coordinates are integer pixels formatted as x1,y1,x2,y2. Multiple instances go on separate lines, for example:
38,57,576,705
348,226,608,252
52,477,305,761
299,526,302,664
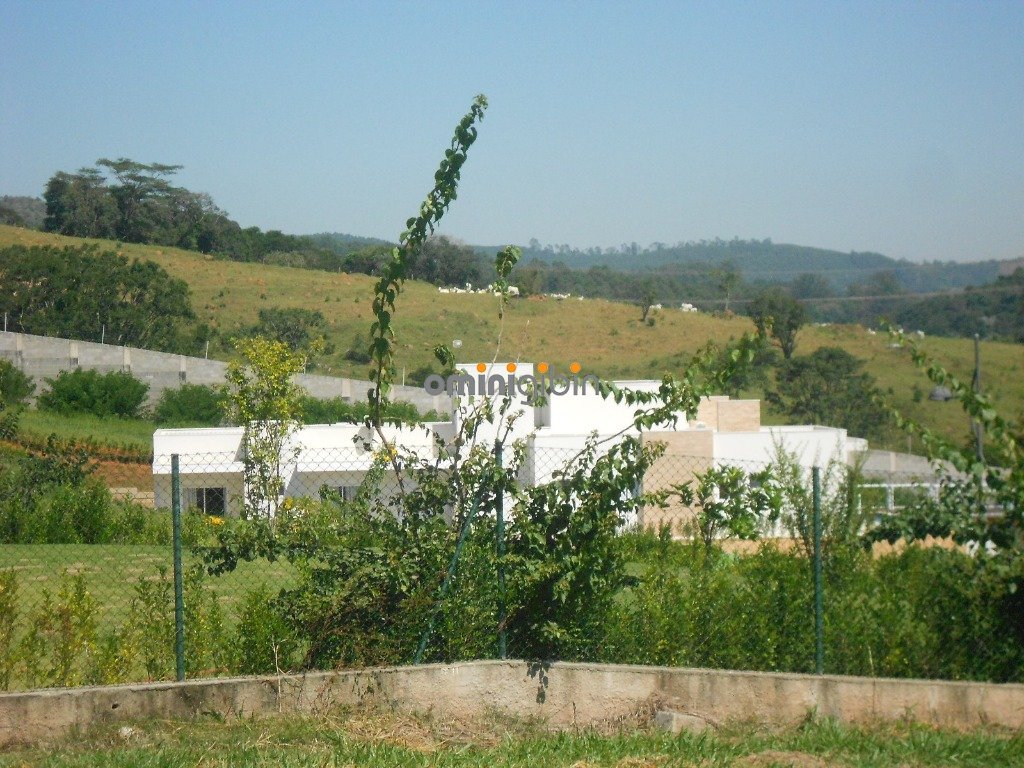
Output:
153,362,866,527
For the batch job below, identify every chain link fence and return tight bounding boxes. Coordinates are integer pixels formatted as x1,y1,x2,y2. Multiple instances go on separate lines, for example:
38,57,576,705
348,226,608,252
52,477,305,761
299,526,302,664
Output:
0,439,1018,692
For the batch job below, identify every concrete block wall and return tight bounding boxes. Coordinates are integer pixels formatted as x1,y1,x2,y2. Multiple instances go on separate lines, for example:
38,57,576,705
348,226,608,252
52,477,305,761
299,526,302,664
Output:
1,660,1022,746
0,331,447,415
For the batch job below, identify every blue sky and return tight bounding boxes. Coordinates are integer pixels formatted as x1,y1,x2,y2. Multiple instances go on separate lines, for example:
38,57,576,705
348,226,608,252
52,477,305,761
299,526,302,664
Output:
2,1,1022,262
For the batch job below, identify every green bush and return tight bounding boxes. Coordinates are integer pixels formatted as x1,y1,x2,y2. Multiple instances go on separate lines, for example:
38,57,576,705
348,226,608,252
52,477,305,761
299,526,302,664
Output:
600,531,1024,682
233,584,298,674
38,369,149,418
0,359,34,405
298,396,422,425
153,383,224,426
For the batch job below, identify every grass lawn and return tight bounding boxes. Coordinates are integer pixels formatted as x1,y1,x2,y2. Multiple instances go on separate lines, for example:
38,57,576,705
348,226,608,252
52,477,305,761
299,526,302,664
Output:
17,409,156,454
0,544,297,632
0,708,1020,767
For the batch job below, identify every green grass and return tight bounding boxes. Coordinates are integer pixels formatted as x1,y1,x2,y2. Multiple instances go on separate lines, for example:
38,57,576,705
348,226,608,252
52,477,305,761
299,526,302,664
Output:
2,225,1022,449
0,544,297,632
0,709,1019,767
17,409,156,453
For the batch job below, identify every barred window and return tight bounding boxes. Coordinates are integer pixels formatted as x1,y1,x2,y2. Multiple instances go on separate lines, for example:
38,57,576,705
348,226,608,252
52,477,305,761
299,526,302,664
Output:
187,487,226,516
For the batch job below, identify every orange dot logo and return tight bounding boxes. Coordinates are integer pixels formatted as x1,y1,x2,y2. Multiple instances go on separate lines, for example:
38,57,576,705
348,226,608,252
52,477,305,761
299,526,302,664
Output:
476,362,487,373
506,362,517,373
569,361,581,374
537,362,549,374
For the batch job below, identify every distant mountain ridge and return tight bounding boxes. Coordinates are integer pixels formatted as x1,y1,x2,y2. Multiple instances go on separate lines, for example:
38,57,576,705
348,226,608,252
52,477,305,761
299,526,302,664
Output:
472,238,1006,293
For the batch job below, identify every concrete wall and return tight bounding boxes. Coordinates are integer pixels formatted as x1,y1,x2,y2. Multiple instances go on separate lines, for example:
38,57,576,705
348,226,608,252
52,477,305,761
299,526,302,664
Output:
862,449,938,478
0,331,447,414
1,660,1021,747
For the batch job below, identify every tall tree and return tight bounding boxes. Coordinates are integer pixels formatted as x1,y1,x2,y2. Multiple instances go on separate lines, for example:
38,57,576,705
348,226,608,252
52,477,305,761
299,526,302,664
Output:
96,158,182,242
43,168,118,238
766,346,889,440
711,260,741,311
748,288,807,359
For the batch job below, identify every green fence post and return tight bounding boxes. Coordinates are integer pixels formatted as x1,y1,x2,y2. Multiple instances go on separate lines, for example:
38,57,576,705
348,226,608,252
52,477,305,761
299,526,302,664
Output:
812,465,824,675
495,441,507,660
414,494,481,664
171,453,186,682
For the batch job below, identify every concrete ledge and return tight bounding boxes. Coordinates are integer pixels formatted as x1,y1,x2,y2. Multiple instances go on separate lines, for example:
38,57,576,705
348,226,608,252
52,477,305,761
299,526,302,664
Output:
1,661,1022,746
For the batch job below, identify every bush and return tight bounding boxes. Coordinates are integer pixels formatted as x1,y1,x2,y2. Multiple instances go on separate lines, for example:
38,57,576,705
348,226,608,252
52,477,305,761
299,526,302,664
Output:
233,584,298,674
38,369,149,418
600,531,1024,682
0,360,34,406
298,396,423,425
153,384,224,426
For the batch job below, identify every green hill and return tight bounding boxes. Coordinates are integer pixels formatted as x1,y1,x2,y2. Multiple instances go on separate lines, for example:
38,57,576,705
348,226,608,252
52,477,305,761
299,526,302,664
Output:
1,224,1020,449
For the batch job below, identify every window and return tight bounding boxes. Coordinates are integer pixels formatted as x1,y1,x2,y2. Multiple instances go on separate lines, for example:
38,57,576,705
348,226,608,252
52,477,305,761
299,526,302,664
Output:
188,487,226,516
337,485,360,502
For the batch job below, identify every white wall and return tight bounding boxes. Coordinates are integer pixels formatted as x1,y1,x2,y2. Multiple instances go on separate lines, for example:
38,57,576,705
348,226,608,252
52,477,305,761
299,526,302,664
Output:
711,426,851,469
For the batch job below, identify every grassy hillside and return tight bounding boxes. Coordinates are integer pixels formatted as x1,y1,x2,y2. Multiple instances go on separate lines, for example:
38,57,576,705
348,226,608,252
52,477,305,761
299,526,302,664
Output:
2,225,1021,448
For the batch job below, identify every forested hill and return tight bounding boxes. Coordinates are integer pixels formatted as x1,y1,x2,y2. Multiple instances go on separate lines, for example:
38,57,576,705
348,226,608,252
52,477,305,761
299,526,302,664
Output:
474,238,1005,294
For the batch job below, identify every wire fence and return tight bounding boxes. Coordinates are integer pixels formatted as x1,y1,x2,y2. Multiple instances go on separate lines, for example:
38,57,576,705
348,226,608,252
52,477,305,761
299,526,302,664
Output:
0,440,1017,692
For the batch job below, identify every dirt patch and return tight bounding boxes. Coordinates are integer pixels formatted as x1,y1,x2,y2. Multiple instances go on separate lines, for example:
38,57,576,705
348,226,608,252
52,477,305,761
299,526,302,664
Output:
571,758,669,768
338,709,521,752
734,750,831,768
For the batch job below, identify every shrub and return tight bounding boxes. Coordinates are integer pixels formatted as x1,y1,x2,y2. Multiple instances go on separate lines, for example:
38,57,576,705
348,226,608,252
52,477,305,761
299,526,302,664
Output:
0,571,17,689
233,584,297,674
0,359,34,405
38,369,149,418
298,396,423,425
153,383,224,426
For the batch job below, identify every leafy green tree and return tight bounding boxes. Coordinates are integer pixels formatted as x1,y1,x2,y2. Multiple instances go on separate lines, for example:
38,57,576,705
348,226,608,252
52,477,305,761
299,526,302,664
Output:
711,261,741,312
766,347,889,440
0,196,45,229
749,288,807,359
96,158,182,243
153,384,224,426
43,168,118,238
251,307,329,353
408,234,483,286
790,272,835,299
38,369,149,418
0,360,34,406
0,245,208,353
637,278,657,322
674,465,782,551
848,269,903,297
224,337,308,520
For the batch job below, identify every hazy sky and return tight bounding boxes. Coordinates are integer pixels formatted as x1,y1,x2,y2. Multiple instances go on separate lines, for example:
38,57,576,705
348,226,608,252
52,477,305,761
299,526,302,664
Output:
2,1,1022,262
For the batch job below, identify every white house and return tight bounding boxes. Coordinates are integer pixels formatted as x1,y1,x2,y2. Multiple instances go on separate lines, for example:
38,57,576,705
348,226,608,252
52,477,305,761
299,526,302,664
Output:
153,362,866,526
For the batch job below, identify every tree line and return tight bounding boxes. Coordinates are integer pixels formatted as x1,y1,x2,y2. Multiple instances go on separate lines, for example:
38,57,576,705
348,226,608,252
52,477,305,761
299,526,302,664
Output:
37,158,488,288
0,244,210,354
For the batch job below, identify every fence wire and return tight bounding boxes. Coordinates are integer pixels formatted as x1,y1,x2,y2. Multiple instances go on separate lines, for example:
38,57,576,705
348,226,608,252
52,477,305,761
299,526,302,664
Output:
0,440,1017,692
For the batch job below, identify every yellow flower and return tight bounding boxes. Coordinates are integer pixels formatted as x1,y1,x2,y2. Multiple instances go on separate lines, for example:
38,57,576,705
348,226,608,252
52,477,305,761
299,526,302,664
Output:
209,516,225,526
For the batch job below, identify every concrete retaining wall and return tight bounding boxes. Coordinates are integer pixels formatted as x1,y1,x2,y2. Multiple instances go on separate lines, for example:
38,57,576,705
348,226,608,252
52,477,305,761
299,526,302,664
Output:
0,331,447,415
1,660,1021,746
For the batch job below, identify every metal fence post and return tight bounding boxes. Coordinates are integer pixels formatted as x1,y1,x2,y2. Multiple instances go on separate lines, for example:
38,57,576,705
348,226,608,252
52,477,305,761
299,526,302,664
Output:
495,441,507,660
171,454,186,682
414,494,481,664
812,465,824,675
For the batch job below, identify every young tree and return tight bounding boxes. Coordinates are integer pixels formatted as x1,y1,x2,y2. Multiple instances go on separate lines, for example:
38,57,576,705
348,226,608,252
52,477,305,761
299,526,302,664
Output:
637,278,657,322
0,360,34,406
711,261,741,312
224,337,309,520
749,288,807,359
